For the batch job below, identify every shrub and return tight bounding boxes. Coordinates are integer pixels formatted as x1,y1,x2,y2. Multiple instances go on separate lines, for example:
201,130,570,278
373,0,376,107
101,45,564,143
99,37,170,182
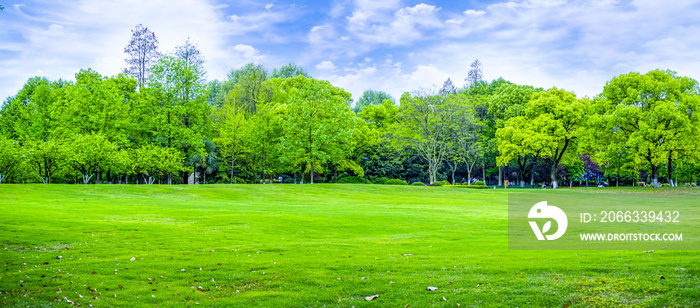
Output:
385,179,408,185
473,180,485,186
411,181,426,186
373,177,390,185
337,176,371,184
445,184,487,189
433,180,450,187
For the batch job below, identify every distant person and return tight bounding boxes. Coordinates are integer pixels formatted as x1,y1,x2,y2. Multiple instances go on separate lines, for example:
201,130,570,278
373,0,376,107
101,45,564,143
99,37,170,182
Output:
278,176,283,184
505,180,509,189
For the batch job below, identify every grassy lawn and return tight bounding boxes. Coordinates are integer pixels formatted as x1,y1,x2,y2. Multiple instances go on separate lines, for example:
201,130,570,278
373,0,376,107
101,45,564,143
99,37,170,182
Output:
0,184,698,307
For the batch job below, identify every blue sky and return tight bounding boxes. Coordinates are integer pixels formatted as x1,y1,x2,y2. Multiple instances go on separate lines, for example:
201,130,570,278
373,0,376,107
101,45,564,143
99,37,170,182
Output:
2,0,700,104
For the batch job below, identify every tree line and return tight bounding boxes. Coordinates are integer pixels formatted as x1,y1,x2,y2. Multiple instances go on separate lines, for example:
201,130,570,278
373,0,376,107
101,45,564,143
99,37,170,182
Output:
1,25,699,188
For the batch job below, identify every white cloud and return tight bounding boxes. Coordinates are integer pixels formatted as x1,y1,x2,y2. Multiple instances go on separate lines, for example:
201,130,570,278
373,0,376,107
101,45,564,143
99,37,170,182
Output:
229,44,265,63
265,3,273,11
316,60,336,70
347,3,442,46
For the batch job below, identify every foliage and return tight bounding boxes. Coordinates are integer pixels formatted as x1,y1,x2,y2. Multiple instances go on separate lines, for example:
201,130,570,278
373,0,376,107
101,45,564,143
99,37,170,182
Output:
589,69,700,188
444,184,488,189
385,179,408,185
411,181,426,186
0,136,21,183
336,176,370,184
433,180,450,186
270,63,310,79
465,59,483,87
278,76,355,184
123,24,160,89
473,180,485,185
353,90,395,113
372,176,390,184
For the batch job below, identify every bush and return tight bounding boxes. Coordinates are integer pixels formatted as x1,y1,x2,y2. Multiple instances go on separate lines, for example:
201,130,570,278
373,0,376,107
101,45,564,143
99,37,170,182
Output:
473,180,485,186
337,176,371,184
373,177,390,185
444,184,487,189
411,181,426,186
433,180,450,187
385,179,408,185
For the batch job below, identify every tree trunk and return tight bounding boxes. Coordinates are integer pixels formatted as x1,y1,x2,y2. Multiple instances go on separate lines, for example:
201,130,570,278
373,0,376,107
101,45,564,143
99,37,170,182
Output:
667,154,674,187
550,164,558,189
230,160,235,184
651,164,659,188
310,161,315,184
482,162,486,185
498,166,502,186
96,165,101,184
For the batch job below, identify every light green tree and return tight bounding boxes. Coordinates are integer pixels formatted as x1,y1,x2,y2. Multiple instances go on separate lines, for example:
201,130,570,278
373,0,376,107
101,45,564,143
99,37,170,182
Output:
353,90,394,113
498,88,588,188
590,69,700,188
63,134,116,184
278,76,355,184
25,139,64,184
0,136,22,184
149,55,210,184
133,145,184,184
270,63,310,79
395,91,456,184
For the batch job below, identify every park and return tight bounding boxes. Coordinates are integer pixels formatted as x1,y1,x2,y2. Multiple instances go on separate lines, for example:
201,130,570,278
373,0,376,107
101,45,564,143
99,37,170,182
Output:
2,3,700,307
1,184,699,307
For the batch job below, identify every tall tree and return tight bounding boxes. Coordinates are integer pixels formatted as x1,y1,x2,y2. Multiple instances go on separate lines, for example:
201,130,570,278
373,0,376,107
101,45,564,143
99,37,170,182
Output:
175,38,206,79
63,134,116,184
465,59,483,87
439,78,457,96
149,55,210,184
353,90,394,114
228,63,268,113
270,63,310,79
0,136,21,184
25,139,64,184
123,24,160,89
279,76,355,184
590,69,700,188
498,88,588,188
395,91,456,184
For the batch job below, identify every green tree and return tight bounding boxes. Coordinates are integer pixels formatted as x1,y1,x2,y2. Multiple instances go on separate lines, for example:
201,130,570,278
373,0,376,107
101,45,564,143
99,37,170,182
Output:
488,83,539,185
214,99,249,183
123,24,160,89
395,91,456,184
353,90,394,114
25,139,64,184
279,76,355,184
133,145,184,184
270,63,310,79
590,70,700,188
149,55,210,184
0,136,21,184
63,134,116,184
498,88,588,188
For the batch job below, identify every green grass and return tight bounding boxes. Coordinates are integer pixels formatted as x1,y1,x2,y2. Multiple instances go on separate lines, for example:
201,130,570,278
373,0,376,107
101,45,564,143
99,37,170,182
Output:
0,184,698,307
